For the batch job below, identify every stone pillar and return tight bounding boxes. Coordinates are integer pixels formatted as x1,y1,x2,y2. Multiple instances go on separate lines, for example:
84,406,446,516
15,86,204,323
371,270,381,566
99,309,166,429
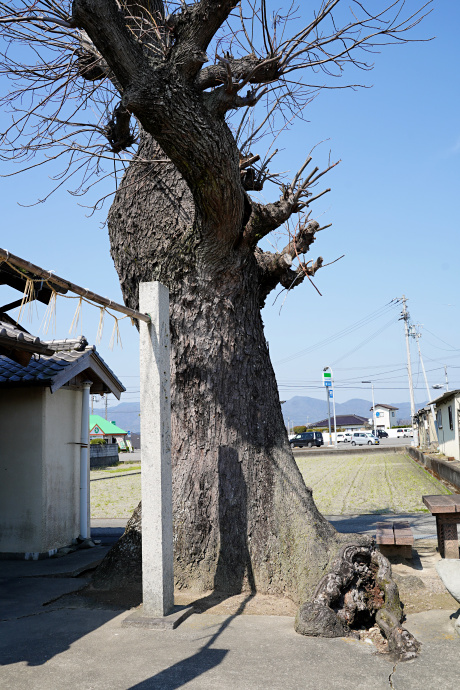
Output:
139,282,174,617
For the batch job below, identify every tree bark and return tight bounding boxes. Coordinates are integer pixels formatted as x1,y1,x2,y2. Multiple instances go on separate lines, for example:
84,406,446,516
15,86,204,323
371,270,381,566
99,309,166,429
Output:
92,131,364,603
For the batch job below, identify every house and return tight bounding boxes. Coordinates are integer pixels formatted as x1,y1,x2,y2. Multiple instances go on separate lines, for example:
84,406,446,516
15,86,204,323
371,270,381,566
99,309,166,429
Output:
0,343,125,558
90,414,128,449
310,414,369,431
370,403,398,430
414,405,438,451
426,390,460,461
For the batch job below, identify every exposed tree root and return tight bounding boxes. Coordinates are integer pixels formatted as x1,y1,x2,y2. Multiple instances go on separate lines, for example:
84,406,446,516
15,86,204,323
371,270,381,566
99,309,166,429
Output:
294,544,421,661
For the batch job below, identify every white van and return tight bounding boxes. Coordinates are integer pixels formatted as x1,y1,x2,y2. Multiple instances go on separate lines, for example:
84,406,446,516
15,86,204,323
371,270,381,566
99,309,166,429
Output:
351,432,379,446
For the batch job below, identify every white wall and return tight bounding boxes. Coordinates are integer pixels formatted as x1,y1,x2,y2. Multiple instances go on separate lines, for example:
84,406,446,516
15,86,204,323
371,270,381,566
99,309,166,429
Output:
0,388,44,553
374,407,397,430
42,387,82,551
0,386,82,554
436,397,460,461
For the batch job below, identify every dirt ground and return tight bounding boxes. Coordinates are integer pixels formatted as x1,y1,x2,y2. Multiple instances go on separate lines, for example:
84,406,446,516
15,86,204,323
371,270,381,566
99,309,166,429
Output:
172,539,458,618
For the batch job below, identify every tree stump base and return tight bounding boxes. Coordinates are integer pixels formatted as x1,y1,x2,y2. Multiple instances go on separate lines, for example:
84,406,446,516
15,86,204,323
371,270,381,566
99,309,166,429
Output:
295,544,420,661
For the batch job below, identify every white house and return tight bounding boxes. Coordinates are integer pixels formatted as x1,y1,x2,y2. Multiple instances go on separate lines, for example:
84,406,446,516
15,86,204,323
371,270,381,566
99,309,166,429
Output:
0,342,125,558
427,389,460,461
370,404,398,430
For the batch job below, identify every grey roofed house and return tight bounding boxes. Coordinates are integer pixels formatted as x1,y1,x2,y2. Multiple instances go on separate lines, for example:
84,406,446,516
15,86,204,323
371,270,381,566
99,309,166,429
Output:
0,345,125,559
0,254,129,558
0,345,125,398
311,414,369,429
370,403,398,411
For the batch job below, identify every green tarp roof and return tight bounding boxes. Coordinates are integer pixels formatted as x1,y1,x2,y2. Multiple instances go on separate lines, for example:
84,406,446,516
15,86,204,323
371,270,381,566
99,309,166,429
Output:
89,414,127,435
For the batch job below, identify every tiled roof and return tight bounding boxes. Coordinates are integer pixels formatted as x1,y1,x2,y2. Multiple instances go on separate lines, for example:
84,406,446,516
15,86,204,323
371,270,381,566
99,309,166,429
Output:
312,414,369,427
0,346,125,398
0,316,54,365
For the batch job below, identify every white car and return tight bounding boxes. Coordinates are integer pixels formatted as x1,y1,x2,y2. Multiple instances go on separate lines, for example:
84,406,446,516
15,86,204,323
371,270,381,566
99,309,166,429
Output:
336,433,352,443
351,432,379,446
396,428,412,438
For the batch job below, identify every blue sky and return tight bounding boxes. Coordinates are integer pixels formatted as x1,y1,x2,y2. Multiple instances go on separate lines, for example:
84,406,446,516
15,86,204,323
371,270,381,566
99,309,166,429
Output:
1,1,459,413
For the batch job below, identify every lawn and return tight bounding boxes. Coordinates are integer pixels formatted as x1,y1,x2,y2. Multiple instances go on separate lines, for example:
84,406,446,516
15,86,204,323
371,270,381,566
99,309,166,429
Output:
91,465,141,518
295,452,450,515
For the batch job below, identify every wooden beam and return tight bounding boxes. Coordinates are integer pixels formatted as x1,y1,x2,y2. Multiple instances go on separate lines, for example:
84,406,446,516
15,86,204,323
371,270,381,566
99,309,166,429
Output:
0,248,150,323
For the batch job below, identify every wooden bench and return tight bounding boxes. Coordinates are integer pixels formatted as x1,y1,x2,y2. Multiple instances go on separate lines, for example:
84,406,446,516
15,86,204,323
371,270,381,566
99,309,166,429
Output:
376,521,414,559
422,494,460,559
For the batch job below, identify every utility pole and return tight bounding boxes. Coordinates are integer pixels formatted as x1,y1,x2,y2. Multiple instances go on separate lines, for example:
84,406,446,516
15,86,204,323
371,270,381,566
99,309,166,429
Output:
104,394,108,421
413,326,438,444
362,381,376,435
445,365,449,391
400,296,418,446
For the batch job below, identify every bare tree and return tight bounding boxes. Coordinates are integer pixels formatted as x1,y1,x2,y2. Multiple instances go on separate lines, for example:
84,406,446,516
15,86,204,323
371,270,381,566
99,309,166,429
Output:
0,0,428,656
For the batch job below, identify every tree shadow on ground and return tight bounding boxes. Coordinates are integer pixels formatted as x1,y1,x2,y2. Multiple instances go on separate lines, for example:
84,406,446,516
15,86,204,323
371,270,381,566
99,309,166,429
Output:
128,447,256,688
128,592,255,690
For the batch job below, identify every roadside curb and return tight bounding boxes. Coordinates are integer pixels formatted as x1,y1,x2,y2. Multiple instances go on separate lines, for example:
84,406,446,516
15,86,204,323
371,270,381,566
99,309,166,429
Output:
408,447,460,492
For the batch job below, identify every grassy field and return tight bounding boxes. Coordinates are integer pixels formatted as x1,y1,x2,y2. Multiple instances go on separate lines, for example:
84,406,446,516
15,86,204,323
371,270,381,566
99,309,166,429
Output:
91,465,141,518
90,453,451,518
296,452,450,515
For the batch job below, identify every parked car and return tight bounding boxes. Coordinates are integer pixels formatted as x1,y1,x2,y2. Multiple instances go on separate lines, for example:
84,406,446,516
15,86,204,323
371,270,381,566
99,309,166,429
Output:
336,433,352,443
351,432,379,446
396,428,412,438
290,432,323,448
376,430,388,438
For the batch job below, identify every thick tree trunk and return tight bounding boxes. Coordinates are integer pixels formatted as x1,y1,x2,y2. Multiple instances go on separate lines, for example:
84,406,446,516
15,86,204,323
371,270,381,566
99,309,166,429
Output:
92,132,359,604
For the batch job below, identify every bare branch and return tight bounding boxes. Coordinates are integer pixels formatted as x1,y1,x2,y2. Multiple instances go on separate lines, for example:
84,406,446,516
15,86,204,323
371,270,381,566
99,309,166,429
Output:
243,153,338,244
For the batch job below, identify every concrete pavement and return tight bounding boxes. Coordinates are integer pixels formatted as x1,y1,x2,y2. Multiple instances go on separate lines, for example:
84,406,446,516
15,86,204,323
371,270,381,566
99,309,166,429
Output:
1,585,459,689
1,517,459,689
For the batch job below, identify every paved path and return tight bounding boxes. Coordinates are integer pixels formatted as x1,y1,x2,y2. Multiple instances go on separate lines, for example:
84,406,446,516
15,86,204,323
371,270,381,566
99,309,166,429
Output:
1,573,459,690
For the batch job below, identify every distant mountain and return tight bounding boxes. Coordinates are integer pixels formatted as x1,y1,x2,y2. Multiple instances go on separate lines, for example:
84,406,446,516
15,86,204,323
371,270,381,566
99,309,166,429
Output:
282,396,424,427
93,402,141,433
94,397,422,435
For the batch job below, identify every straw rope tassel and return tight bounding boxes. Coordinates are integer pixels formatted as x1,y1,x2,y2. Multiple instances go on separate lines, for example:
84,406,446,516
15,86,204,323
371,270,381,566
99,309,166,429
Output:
109,316,123,350
96,307,105,344
41,290,58,335
69,296,83,335
17,277,35,323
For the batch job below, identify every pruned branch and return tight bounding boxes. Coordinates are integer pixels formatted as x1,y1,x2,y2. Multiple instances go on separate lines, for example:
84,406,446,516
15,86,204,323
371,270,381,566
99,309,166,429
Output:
170,0,239,78
243,154,337,245
103,102,135,153
195,53,281,91
255,216,340,307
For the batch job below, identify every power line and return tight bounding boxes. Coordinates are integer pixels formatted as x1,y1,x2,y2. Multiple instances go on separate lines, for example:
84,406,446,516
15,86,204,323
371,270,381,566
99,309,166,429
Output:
273,300,401,366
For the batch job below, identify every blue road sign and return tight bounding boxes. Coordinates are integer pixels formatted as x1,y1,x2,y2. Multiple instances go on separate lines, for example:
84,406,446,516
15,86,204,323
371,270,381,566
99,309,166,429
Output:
329,389,333,399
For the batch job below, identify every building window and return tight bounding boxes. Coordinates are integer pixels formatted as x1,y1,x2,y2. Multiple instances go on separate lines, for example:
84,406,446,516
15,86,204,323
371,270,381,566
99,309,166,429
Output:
392,411,395,417
437,409,443,429
448,405,454,431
